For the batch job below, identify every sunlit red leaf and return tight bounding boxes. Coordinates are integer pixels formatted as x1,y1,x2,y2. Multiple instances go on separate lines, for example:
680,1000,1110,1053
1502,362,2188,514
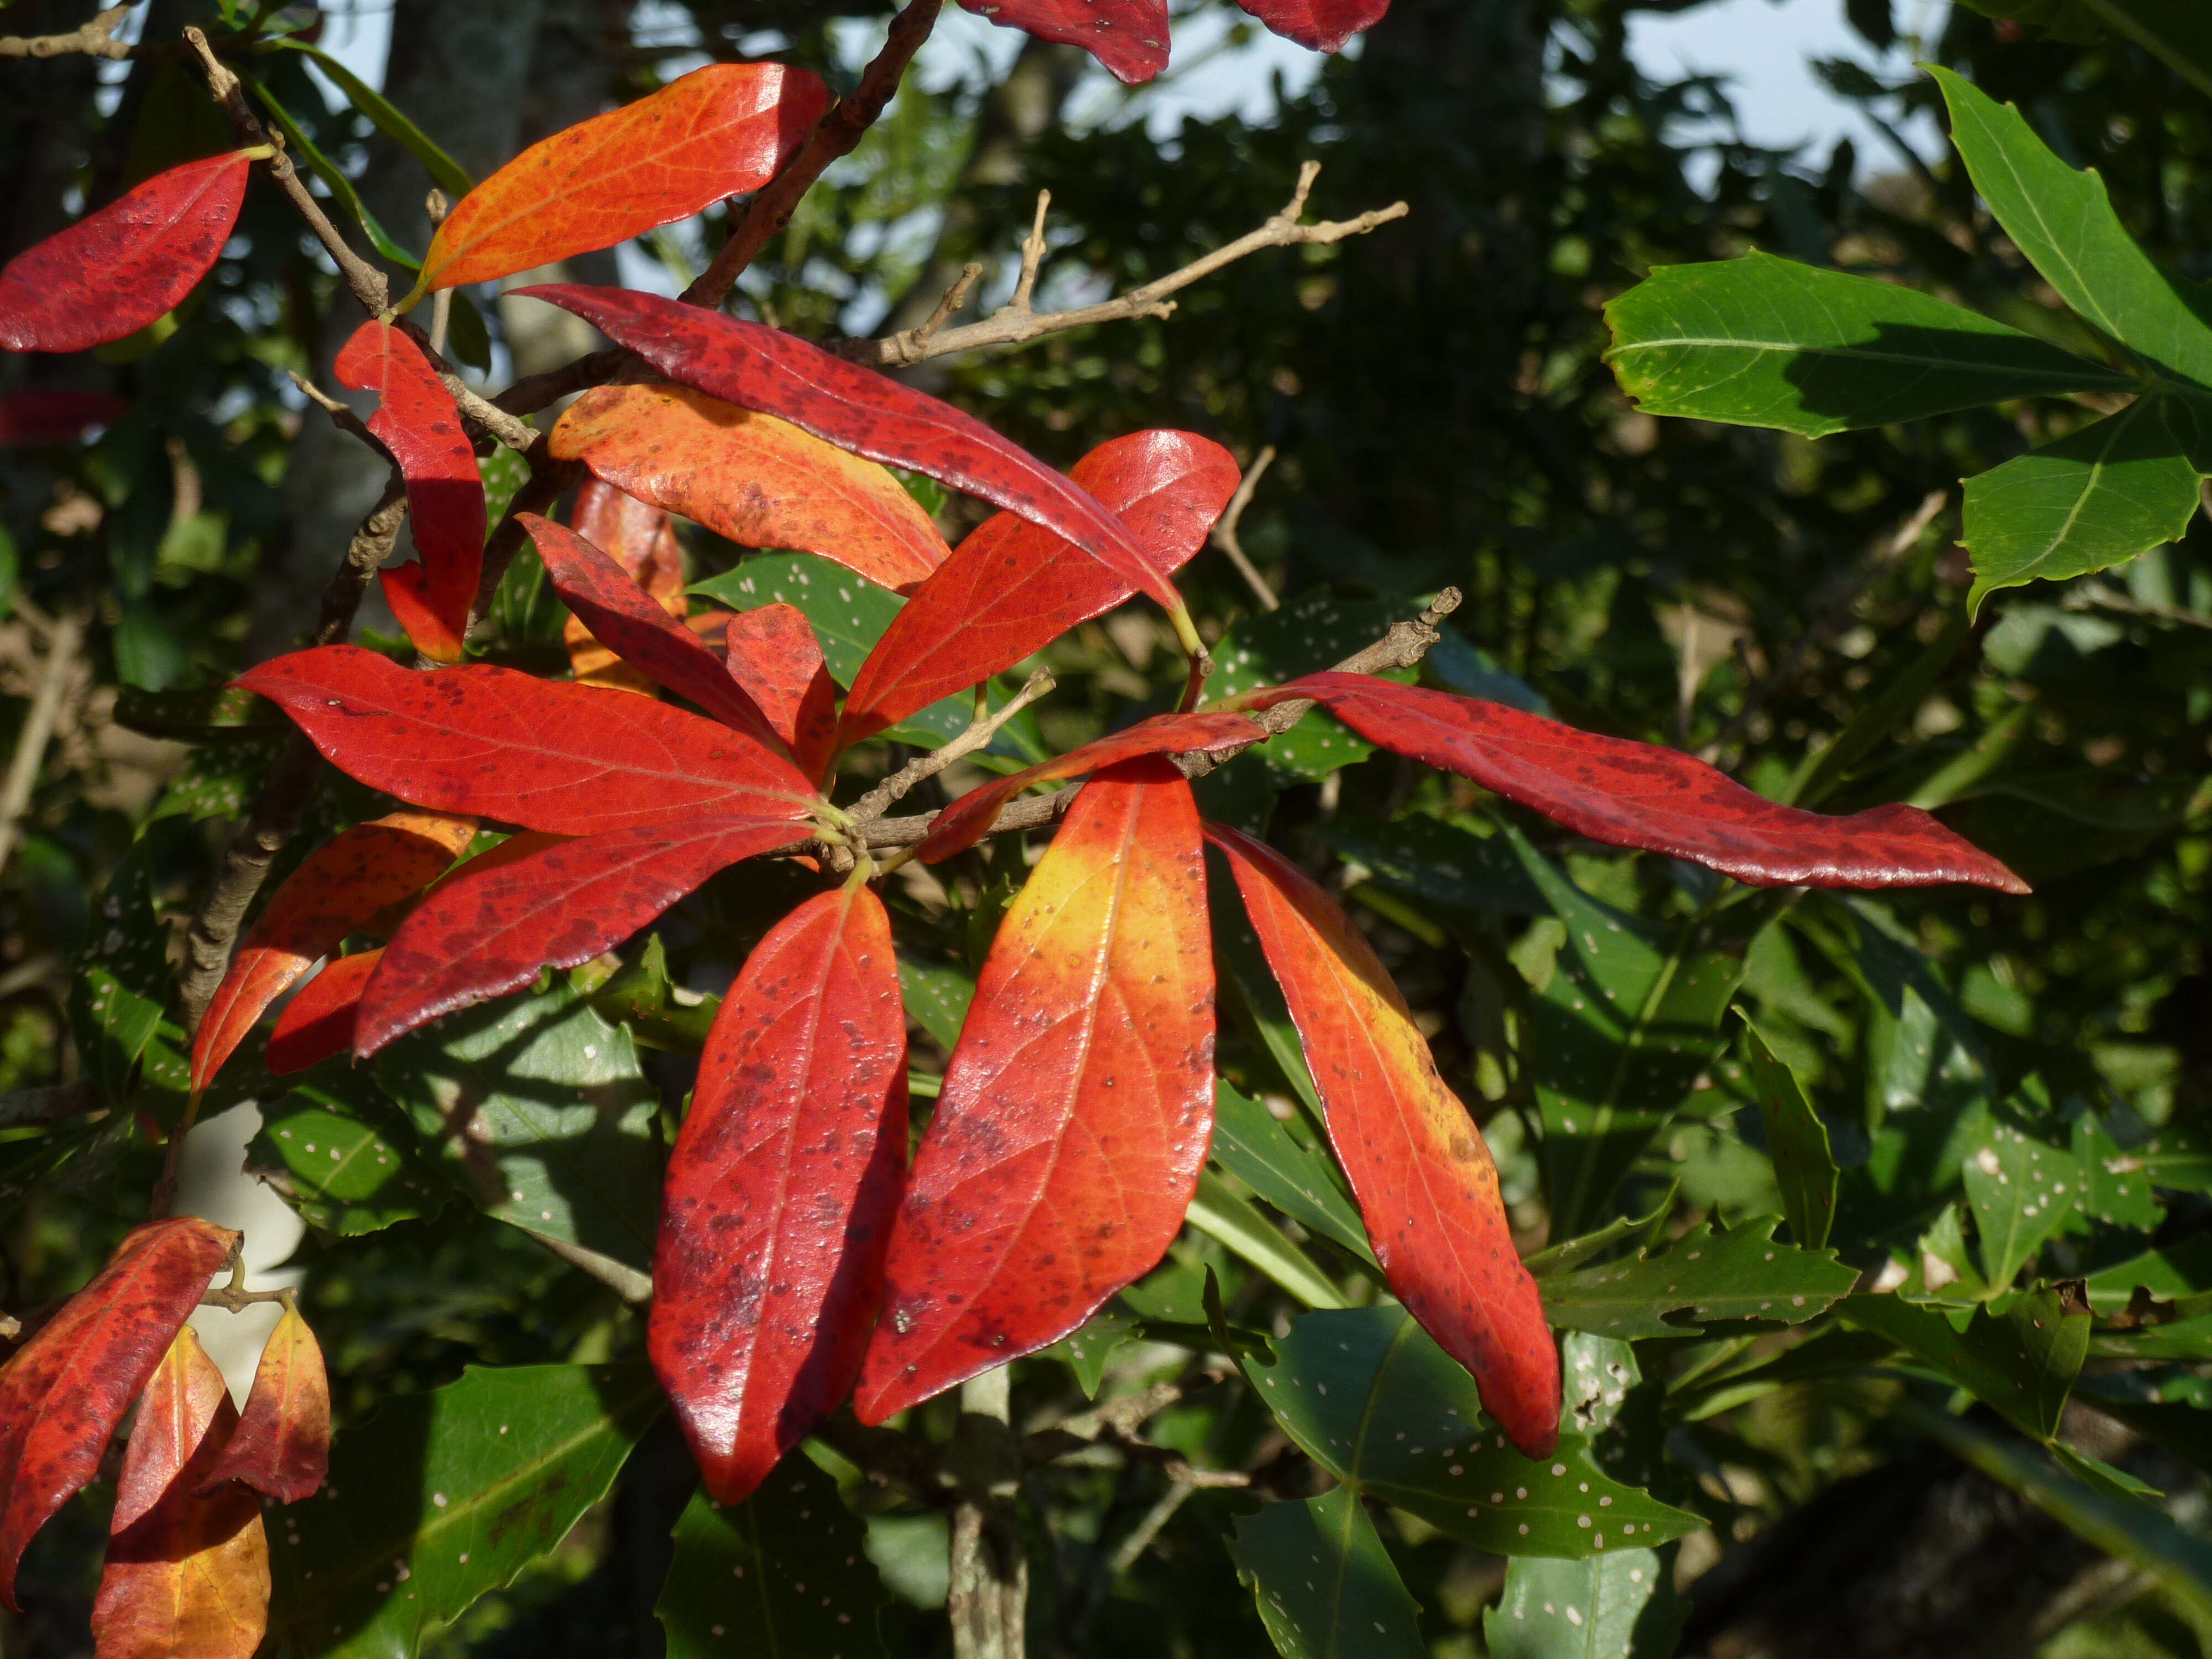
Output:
721,604,837,781
0,389,131,446
564,481,686,692
356,816,805,1055
1238,673,2030,891
200,1305,330,1505
1205,821,1559,1457
843,430,1239,745
111,1327,230,1535
190,810,476,1097
1234,0,1390,51
956,0,1170,84
236,645,822,834
912,709,1263,862
652,884,907,1503
92,1328,267,1659
0,153,252,354
335,320,486,662
550,383,950,591
523,512,787,753
421,64,828,291
265,950,381,1077
514,285,1184,614
0,1218,238,1610
857,758,1213,1421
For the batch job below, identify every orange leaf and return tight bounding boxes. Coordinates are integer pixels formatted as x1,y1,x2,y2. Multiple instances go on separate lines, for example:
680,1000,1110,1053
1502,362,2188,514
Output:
1205,822,1560,1457
190,811,476,1096
856,758,1214,1421
564,481,686,692
421,64,828,291
265,950,380,1077
721,604,837,780
111,1327,229,1536
550,382,949,591
200,1305,330,1504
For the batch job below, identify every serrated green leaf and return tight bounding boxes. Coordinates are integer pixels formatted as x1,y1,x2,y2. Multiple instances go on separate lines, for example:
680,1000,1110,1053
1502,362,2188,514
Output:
1741,1019,1838,1250
1187,1170,1347,1309
1604,251,2128,437
2084,1237,2212,1317
1541,1217,1858,1337
1211,1078,1374,1265
1044,1305,1139,1397
896,952,973,1051
1483,1547,1684,1659
1313,814,1548,915
251,1076,448,1236
70,843,167,1104
2088,1312,2212,1361
1960,1101,2076,1289
1523,1188,1674,1279
1212,590,1417,780
1841,1286,2087,1439
1230,1486,1428,1659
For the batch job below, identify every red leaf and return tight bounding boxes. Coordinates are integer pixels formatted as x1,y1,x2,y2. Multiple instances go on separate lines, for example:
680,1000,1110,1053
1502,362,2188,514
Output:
550,383,951,591
1233,0,1389,51
843,430,1239,745
857,759,1214,1421
190,810,476,1097
0,389,130,446
421,64,828,291
235,645,822,834
651,884,907,1503
911,709,1264,862
512,285,1184,615
110,1327,230,1535
956,0,1170,84
0,1218,239,1610
564,481,688,692
0,153,251,354
335,321,486,662
1205,822,1559,1457
199,1305,330,1505
265,950,381,1077
523,512,788,753
355,816,804,1055
1242,674,2031,892
721,605,838,781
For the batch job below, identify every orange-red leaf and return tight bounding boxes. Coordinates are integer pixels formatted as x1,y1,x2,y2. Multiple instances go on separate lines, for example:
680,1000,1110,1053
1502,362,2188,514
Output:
190,810,475,1097
265,951,381,1077
721,605,837,781
857,758,1214,1421
912,709,1263,862
842,430,1239,746
92,1329,267,1659
957,0,1170,83
651,884,907,1503
0,1218,238,1610
1234,0,1390,52
564,481,686,691
199,1305,330,1505
421,64,828,291
335,320,486,662
551,383,950,591
1206,822,1559,1457
0,152,252,353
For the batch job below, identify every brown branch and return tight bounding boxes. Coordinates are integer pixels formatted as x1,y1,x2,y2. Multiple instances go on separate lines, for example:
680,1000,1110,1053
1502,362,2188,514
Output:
2061,582,2212,630
848,669,1054,822
0,609,82,878
946,1367,1025,1659
1212,446,1280,613
471,453,587,620
0,4,139,59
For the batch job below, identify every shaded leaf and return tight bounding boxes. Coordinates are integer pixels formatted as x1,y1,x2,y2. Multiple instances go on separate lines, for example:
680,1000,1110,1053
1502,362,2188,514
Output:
1313,813,1549,915
1841,1286,2088,1440
1960,1102,2076,1289
71,842,168,1104
2084,1237,2212,1317
269,39,475,197
1741,1019,1839,1249
1229,1486,1428,1659
201,1304,331,1505
896,953,974,1051
113,1326,232,1535
1539,1216,1858,1338
250,1075,447,1237
1187,1170,1347,1308
1484,1548,1684,1659
1211,1078,1374,1264
1045,1306,1140,1398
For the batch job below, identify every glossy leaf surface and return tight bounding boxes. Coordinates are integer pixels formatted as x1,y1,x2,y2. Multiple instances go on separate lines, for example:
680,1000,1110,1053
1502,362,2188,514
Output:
250,1077,448,1237
653,885,907,1504
957,0,1169,83
721,604,837,778
1540,1217,1858,1338
857,759,1214,1421
842,429,1238,743
191,810,474,1096
267,950,380,1076
112,1326,231,1535
1230,1487,1428,1659
0,388,130,445
1245,673,2028,891
564,480,686,691
422,65,827,290
0,152,251,353
0,1217,237,1609
514,285,1181,611
1235,0,1391,52
551,383,950,590
237,645,820,833
1208,822,1559,1457
201,1305,331,1504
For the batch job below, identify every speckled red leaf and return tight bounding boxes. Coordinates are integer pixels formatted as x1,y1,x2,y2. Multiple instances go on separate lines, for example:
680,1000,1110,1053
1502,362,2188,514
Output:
0,389,130,446
111,1326,231,1535
1206,821,1559,1457
0,152,251,354
565,481,687,692
550,383,950,591
355,816,802,1055
1241,673,2030,892
190,810,476,1097
857,758,1213,1421
199,1305,330,1505
513,285,1183,615
843,430,1239,746
0,1217,239,1610
235,645,822,834
422,64,827,290
335,320,485,662
956,0,1170,84
265,950,381,1077
652,884,907,1503
720,604,838,781
912,709,1263,862
1233,0,1390,51
92,1329,267,1659
524,512,787,754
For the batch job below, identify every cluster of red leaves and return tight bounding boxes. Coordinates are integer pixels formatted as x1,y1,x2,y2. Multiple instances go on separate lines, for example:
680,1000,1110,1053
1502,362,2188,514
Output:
958,0,1392,84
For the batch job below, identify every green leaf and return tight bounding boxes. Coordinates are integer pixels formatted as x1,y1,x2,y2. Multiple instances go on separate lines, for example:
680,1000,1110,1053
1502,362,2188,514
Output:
1044,1305,1139,1397
1422,629,1550,713
2128,1119,2212,1193
1523,1187,1674,1279
2076,1384,2212,1479
249,78,422,270
1740,1019,1838,1249
1313,814,1549,915
114,682,290,740
1245,1307,1701,1558
2088,1312,2212,1361
1959,1101,2076,1289
1483,1547,1685,1659
2084,1237,2212,1317
896,952,973,1051
1229,1487,1429,1659
1540,1216,1858,1338
2070,1112,2164,1230
266,1363,661,1658
1841,1286,2088,1439
1186,1170,1347,1309
656,1457,890,1659
272,39,477,199
1955,1,2212,97
1786,606,1971,810
1211,1078,1374,1265
147,733,284,825
1603,251,2129,437
1211,590,1418,780
251,1076,448,1236
70,842,167,1104
375,982,662,1279
1962,398,2201,613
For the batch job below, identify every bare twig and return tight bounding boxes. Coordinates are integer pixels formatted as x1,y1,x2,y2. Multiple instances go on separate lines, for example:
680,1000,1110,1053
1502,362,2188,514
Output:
0,610,82,878
1010,190,1051,314
900,259,987,356
849,670,1055,822
0,4,139,59
2061,583,2212,630
947,1366,1026,1659
426,190,453,355
1212,446,1280,612
813,1410,952,1505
